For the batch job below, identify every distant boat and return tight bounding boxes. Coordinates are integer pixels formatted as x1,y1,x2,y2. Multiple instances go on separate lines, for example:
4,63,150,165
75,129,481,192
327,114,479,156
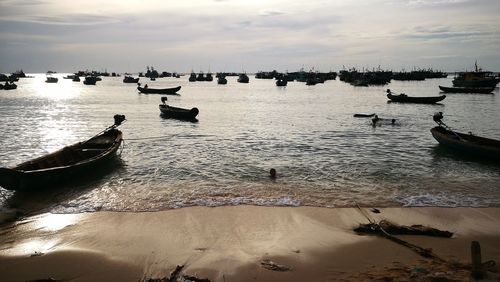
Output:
276,78,287,86
237,73,249,83
217,76,227,85
0,115,126,191
83,76,98,85
386,89,445,104
63,74,76,79
1,82,17,90
123,76,139,83
137,83,181,95
159,97,198,121
72,76,80,82
196,72,205,81
206,72,214,82
438,85,494,94
188,71,196,82
452,62,499,88
431,112,500,159
45,76,58,83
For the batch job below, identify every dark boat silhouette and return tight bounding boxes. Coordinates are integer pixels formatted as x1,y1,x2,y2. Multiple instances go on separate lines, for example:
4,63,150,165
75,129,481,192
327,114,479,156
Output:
438,85,494,94
159,97,198,121
386,89,445,104
137,83,181,95
0,115,126,191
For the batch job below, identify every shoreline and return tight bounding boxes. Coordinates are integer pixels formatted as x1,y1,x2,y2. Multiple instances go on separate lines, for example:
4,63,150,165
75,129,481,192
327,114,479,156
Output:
1,206,500,281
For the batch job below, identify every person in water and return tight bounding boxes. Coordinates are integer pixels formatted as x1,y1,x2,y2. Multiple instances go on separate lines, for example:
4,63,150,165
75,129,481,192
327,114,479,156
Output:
269,168,277,179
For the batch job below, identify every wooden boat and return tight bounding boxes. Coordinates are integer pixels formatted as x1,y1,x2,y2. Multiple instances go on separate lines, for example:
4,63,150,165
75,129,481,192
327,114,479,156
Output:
386,89,445,104
83,76,98,85
2,82,17,90
0,115,126,191
431,113,500,158
123,76,139,83
353,113,375,118
137,83,181,95
45,76,58,83
452,62,498,88
438,85,494,94
237,73,249,83
159,97,198,120
72,76,80,82
217,76,227,85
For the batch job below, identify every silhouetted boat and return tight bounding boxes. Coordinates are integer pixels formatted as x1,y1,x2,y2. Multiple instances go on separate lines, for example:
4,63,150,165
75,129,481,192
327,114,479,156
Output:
159,97,198,120
431,112,500,158
353,113,375,117
72,76,80,82
237,73,249,83
217,76,227,85
438,85,494,94
189,71,196,82
0,115,126,191
123,76,139,83
196,72,205,81
45,76,58,83
386,89,445,104
452,61,498,88
1,82,17,90
83,76,98,85
276,78,287,86
206,72,214,82
137,83,181,95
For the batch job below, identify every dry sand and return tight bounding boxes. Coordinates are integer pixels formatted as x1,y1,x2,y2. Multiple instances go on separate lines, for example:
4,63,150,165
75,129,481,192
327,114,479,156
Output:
1,206,500,281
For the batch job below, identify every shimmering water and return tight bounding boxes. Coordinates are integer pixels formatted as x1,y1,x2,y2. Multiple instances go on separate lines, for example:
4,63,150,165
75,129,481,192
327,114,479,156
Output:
1,74,499,213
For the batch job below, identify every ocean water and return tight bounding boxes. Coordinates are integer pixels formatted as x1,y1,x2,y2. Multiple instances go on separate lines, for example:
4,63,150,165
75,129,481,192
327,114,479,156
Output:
1,74,499,213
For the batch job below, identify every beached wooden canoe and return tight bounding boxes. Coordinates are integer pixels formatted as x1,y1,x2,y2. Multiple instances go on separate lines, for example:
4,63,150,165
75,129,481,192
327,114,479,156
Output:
386,90,445,104
438,85,495,94
0,116,125,191
137,84,181,95
159,97,198,120
431,126,500,158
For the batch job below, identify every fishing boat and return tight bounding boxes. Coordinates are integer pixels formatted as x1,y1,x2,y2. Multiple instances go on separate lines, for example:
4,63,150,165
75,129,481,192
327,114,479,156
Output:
276,78,287,86
159,97,198,120
2,82,17,90
217,76,227,85
45,76,58,83
438,85,495,94
123,76,139,83
72,76,80,82
206,72,214,82
452,62,498,88
0,115,126,191
386,89,445,104
137,83,181,95
188,71,196,82
431,112,500,158
237,73,249,83
83,76,98,85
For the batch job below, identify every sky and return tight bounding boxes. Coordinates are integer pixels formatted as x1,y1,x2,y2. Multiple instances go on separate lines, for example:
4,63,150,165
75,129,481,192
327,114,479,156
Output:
1,0,499,73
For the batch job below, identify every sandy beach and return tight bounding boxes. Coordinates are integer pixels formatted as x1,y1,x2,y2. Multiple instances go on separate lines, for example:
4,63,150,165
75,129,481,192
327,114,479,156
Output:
1,206,500,281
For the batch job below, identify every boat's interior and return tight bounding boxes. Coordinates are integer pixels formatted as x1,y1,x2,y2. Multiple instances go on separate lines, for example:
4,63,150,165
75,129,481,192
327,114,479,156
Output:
15,130,120,171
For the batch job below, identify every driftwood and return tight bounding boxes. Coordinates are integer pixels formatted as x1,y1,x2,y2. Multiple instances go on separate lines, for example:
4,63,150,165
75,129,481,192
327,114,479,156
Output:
354,220,453,238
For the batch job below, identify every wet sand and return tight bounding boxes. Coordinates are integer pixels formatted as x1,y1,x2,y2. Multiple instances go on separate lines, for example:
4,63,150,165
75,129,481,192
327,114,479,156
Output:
1,206,500,281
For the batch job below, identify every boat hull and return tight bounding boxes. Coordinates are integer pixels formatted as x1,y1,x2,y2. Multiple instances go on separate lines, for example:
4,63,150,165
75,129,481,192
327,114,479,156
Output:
430,126,500,159
387,93,446,104
439,85,495,94
138,86,181,94
0,129,123,191
159,104,198,120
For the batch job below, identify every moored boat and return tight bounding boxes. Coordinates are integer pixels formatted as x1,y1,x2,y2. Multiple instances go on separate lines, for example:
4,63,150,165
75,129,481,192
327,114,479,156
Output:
386,89,445,104
237,73,249,83
0,115,126,191
438,85,494,94
2,82,17,90
276,78,287,86
431,112,500,159
45,76,58,83
452,62,499,88
217,76,227,85
137,83,181,95
83,76,98,85
123,76,140,83
159,97,198,120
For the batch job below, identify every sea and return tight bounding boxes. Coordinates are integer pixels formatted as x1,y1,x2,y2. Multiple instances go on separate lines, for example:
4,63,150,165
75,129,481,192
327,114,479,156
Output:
1,74,499,214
